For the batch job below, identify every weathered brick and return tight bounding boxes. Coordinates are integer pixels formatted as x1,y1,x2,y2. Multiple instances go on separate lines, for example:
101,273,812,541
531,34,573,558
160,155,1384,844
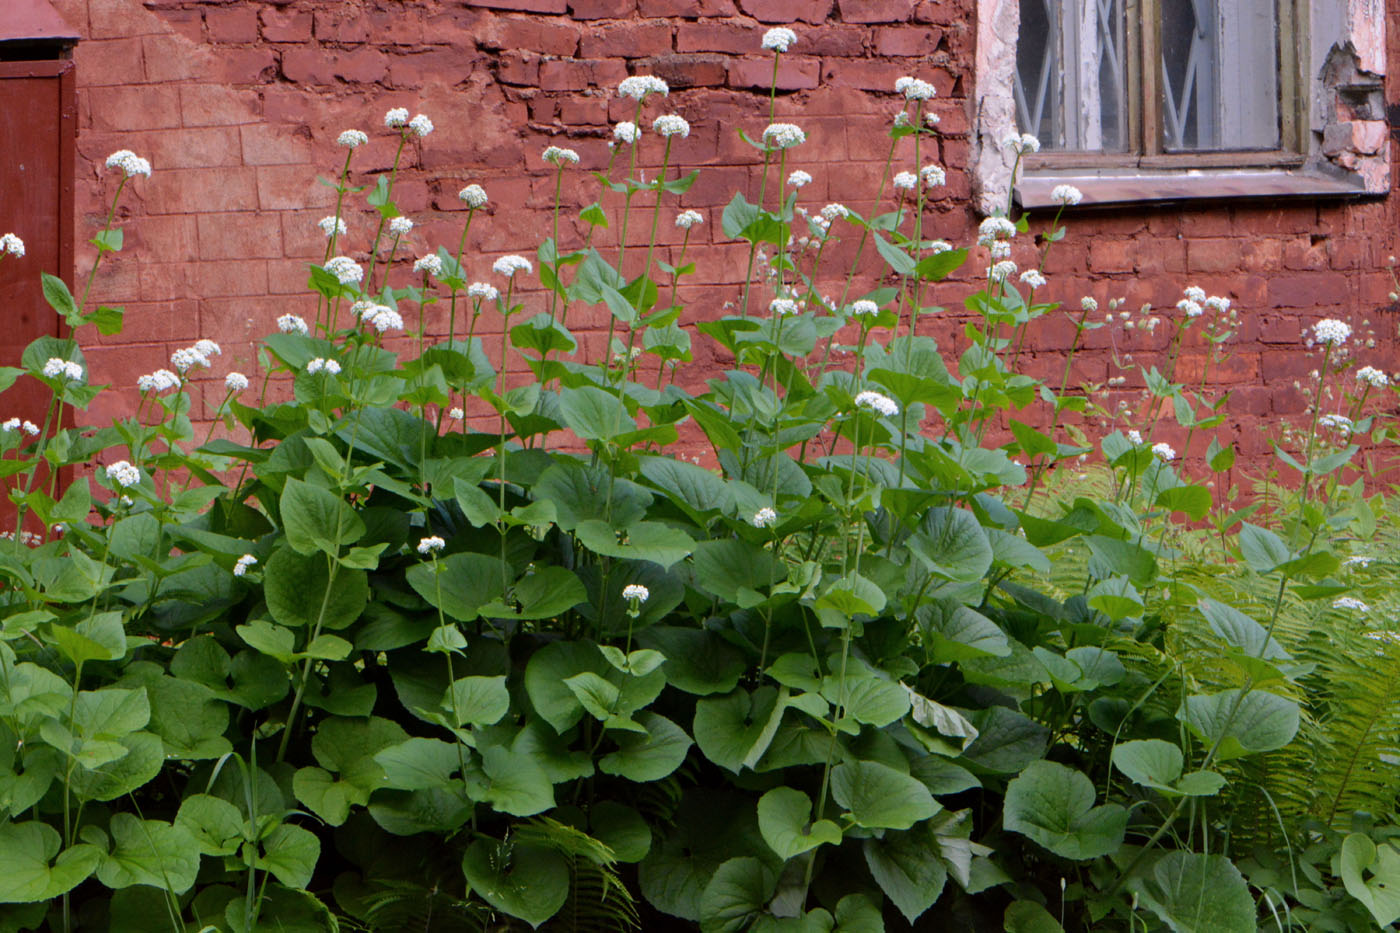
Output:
736,0,834,24
196,212,284,261
570,0,638,17
76,39,147,87
581,23,673,58
240,124,314,166
180,84,260,127
873,25,942,55
207,7,259,43
88,85,183,132
261,8,313,43
728,56,820,90
471,0,568,12
838,0,916,22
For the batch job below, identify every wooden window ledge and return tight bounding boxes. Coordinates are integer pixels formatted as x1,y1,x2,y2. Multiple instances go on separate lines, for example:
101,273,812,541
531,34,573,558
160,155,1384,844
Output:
1016,170,1372,210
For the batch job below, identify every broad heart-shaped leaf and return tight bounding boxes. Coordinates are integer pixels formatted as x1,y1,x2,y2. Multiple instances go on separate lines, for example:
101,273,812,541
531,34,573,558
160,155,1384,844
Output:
404,552,502,622
280,478,365,555
961,706,1049,773
1004,901,1066,932
638,627,745,696
600,711,692,782
907,508,993,582
255,823,320,890
757,787,842,861
917,600,1011,662
265,547,368,630
478,565,586,620
1128,852,1255,933
176,794,245,857
462,838,569,929
1111,739,1224,797
831,760,938,830
559,385,634,441
48,612,126,666
94,813,201,893
694,687,787,774
0,821,98,903
525,640,609,733
863,829,948,924
699,856,778,933
445,675,510,727
1238,522,1290,574
1338,834,1400,927
374,737,460,790
1003,760,1126,860
481,744,555,816
1197,598,1290,660
574,520,695,571
510,312,577,357
1180,689,1299,760
691,538,785,604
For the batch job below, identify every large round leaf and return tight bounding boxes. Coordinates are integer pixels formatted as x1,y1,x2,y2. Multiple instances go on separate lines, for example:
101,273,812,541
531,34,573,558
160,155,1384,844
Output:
600,711,692,782
404,552,503,623
694,687,786,774
830,760,937,830
524,641,608,734
863,829,948,924
699,856,777,933
756,786,841,860
462,838,568,929
1003,760,1126,860
265,547,367,631
0,821,98,903
1128,852,1255,933
1180,689,1299,760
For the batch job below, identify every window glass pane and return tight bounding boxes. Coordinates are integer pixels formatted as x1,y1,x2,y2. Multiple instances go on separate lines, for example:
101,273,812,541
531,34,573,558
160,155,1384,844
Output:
1015,0,1129,151
1161,0,1280,150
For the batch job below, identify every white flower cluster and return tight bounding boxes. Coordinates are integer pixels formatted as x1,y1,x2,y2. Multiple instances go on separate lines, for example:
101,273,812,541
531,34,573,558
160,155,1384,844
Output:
1019,269,1046,289
318,216,347,238
337,129,368,148
417,535,446,555
414,254,443,277
763,123,806,149
1,418,39,436
787,170,812,188
408,114,433,138
170,347,210,374
1151,442,1176,462
1357,365,1390,388
306,358,341,375
105,460,140,488
770,298,799,316
622,583,650,602
1313,318,1352,347
1177,298,1203,318
893,171,917,191
225,371,249,393
1345,555,1374,568
1051,184,1083,206
325,256,364,286
820,203,848,221
751,507,778,528
459,184,488,208
676,210,704,230
894,76,935,100
278,313,309,335
41,358,84,382
653,114,690,138
493,254,532,278
761,27,797,52
1333,596,1370,612
389,216,414,236
448,406,465,420
1000,132,1041,155
990,260,1017,282
849,299,879,317
468,282,499,301
977,216,1016,246
234,553,258,577
920,164,946,188
105,149,152,179
613,121,640,145
855,390,899,417
1319,413,1354,433
355,302,403,333
543,145,580,166
618,75,668,100
384,108,410,128
137,369,180,393
0,233,23,258
1127,430,1143,444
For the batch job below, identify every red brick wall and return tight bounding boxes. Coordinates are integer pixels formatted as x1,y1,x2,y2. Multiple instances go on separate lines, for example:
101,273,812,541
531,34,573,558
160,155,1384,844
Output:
44,0,1400,469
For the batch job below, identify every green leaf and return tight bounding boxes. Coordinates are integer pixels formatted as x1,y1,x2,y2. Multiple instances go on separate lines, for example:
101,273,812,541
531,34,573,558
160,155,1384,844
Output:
374,737,461,790
918,600,1011,662
694,687,787,774
481,744,555,816
863,829,947,924
479,565,586,619
1180,689,1299,760
264,547,369,631
700,857,777,933
831,760,938,830
873,232,915,275
1111,739,1226,797
0,822,97,902
1339,834,1400,927
559,385,634,441
511,312,577,357
600,711,692,782
962,706,1049,773
1238,522,1290,574
237,620,296,663
405,552,502,622
1004,901,1066,933
1003,760,1126,859
255,823,320,890
639,627,745,695
280,478,365,555
445,675,510,727
1207,437,1235,472
1155,484,1211,520
94,813,201,893
176,794,246,857
908,508,993,582
48,612,126,666
41,272,79,322
757,787,841,860
462,839,569,928
1129,852,1256,933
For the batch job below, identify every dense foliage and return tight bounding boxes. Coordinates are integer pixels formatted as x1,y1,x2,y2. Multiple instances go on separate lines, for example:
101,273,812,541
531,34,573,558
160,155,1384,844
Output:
0,43,1399,932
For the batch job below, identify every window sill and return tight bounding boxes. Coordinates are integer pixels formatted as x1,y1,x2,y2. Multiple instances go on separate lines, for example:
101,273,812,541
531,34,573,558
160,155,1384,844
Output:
1016,170,1373,210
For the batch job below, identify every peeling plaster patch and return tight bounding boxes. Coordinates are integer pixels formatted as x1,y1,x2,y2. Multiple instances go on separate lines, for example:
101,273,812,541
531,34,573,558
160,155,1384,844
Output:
1316,42,1388,193
970,0,1018,216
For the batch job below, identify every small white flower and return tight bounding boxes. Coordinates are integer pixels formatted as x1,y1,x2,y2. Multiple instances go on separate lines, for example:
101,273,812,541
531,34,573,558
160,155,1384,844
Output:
762,123,806,149
1050,184,1083,206
1204,296,1231,313
459,184,488,208
1319,413,1354,433
751,506,778,528
977,216,1017,244
1127,430,1143,444
170,348,207,373
653,114,690,138
407,113,433,138
849,299,879,317
306,358,341,375
920,164,946,188
370,308,404,333
854,390,899,418
337,129,368,148
761,26,797,52
675,209,704,230
21,421,38,436
1184,285,1207,303
277,314,309,335
1357,365,1390,388
613,121,640,145
325,256,364,286
138,370,179,392
787,170,812,188
414,254,443,277
621,583,650,602
820,203,848,221
389,216,414,236
42,358,84,382
925,112,940,127
1,418,18,432
543,145,580,166
1000,132,1041,155
1333,596,1370,612
318,215,347,238
105,149,152,179
618,75,669,100
1151,442,1176,462
1345,555,1374,568
384,107,410,128
990,260,1018,282
105,460,140,488
493,255,533,278
468,282,499,301
1082,297,1099,312
1177,299,1203,318
770,298,799,316
417,535,446,555
233,553,258,577
989,240,1011,260
448,406,465,420
928,239,952,254
893,171,917,191
1313,318,1352,347
1019,269,1046,289
195,339,221,359
895,76,936,100
0,233,23,258
225,372,249,393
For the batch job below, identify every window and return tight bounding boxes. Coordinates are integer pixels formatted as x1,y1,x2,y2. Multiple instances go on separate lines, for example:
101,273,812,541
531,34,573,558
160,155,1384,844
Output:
970,0,1388,210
